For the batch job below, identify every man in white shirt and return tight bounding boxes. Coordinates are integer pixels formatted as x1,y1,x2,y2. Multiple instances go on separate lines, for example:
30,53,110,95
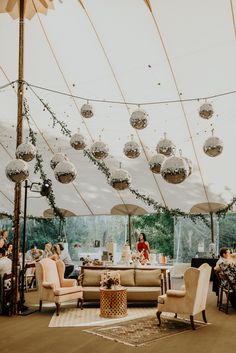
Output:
0,248,12,278
215,247,231,271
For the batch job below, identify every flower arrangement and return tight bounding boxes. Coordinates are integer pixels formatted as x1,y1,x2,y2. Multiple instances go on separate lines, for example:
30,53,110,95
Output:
100,271,120,289
131,251,143,261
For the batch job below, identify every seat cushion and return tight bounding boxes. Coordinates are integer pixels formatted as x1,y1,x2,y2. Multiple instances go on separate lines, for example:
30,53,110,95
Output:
135,269,161,286
126,286,161,301
120,269,135,286
82,269,103,286
54,285,82,296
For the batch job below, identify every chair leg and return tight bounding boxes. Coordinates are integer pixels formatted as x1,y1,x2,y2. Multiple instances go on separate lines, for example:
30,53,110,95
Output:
77,298,83,310
174,313,177,318
56,303,60,316
226,292,230,314
202,310,207,323
190,315,195,330
156,311,162,326
39,300,42,312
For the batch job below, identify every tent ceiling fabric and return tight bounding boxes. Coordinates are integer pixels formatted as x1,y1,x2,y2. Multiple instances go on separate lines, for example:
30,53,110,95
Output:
0,0,236,217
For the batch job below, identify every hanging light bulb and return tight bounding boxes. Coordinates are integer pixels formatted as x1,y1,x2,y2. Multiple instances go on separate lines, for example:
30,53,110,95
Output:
15,137,36,162
80,101,94,118
149,154,166,174
5,159,29,183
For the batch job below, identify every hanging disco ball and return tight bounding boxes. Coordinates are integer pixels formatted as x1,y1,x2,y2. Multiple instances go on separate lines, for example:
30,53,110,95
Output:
70,130,86,150
130,109,149,130
123,140,140,159
161,156,188,184
149,154,166,174
199,103,214,119
203,136,223,157
156,137,175,156
50,153,68,170
183,157,193,176
15,141,36,162
90,140,109,160
109,168,131,191
80,103,94,119
5,159,29,183
54,161,77,184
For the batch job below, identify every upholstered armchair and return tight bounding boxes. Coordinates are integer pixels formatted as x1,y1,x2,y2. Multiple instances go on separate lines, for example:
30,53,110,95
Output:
157,263,211,329
36,258,83,315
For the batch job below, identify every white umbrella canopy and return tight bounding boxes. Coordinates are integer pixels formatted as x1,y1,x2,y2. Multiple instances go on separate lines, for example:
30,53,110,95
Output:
0,0,54,19
0,0,236,217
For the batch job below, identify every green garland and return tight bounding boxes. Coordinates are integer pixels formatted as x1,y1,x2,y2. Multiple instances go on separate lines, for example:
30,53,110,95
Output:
23,99,65,221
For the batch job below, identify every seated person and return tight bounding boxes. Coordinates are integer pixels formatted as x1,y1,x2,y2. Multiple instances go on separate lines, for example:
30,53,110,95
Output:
6,243,13,261
49,244,61,261
43,242,53,258
215,247,231,271
0,248,12,278
58,243,74,278
25,244,43,262
219,260,236,308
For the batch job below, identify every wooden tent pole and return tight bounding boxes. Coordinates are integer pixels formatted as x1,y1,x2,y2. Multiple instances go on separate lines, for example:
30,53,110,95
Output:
210,212,214,243
11,0,25,315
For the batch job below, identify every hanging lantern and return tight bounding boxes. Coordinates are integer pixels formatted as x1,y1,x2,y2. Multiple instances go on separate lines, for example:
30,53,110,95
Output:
123,135,140,159
199,103,214,119
110,168,131,191
80,103,94,119
130,109,149,130
50,153,68,170
90,137,109,160
156,134,175,156
161,156,188,184
70,129,86,150
5,159,29,183
183,157,193,176
203,136,223,157
54,161,77,184
15,139,36,162
149,154,166,174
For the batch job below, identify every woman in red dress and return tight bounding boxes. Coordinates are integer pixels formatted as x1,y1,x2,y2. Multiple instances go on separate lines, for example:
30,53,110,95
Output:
136,233,150,260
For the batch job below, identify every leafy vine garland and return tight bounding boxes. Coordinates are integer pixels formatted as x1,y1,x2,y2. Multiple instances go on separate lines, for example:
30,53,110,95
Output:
23,99,65,221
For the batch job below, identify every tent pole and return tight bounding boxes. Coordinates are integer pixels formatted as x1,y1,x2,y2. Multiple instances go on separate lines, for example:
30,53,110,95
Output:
210,212,214,243
11,0,25,315
128,214,131,247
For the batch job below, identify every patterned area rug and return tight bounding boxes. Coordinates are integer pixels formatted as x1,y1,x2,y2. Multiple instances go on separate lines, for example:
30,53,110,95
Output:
84,316,209,346
49,307,156,327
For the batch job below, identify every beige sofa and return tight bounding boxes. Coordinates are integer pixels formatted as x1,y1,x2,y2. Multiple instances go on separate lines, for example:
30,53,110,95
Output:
80,267,163,303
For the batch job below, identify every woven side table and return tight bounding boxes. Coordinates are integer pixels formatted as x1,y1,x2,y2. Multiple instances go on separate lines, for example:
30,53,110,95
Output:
100,287,127,318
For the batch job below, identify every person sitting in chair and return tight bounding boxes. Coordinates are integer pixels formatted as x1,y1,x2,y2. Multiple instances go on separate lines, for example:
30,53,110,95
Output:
58,243,74,278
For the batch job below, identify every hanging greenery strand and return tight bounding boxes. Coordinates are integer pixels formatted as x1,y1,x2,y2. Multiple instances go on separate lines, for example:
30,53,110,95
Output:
23,98,65,221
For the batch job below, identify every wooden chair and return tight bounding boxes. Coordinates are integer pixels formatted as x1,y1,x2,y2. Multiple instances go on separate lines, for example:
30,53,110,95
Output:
0,273,12,316
217,272,235,314
24,262,36,291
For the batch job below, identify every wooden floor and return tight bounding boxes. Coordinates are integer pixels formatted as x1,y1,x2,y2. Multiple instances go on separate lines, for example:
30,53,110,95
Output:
1,287,236,353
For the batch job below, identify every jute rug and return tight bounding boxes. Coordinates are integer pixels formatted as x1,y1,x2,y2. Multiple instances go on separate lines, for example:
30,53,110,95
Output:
49,307,156,327
84,315,209,346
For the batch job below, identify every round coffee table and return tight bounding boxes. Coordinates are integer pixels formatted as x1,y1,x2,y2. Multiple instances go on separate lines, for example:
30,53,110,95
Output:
100,287,127,318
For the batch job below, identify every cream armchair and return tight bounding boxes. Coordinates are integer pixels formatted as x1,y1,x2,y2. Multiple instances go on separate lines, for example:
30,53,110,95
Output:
157,263,211,329
36,258,83,315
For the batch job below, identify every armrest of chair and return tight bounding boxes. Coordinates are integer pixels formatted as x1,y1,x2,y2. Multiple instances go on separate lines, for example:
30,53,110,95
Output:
77,274,84,286
61,279,77,287
166,289,186,298
42,281,55,290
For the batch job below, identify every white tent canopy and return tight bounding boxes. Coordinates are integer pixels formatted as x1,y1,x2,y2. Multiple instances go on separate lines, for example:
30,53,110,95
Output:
0,0,235,217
